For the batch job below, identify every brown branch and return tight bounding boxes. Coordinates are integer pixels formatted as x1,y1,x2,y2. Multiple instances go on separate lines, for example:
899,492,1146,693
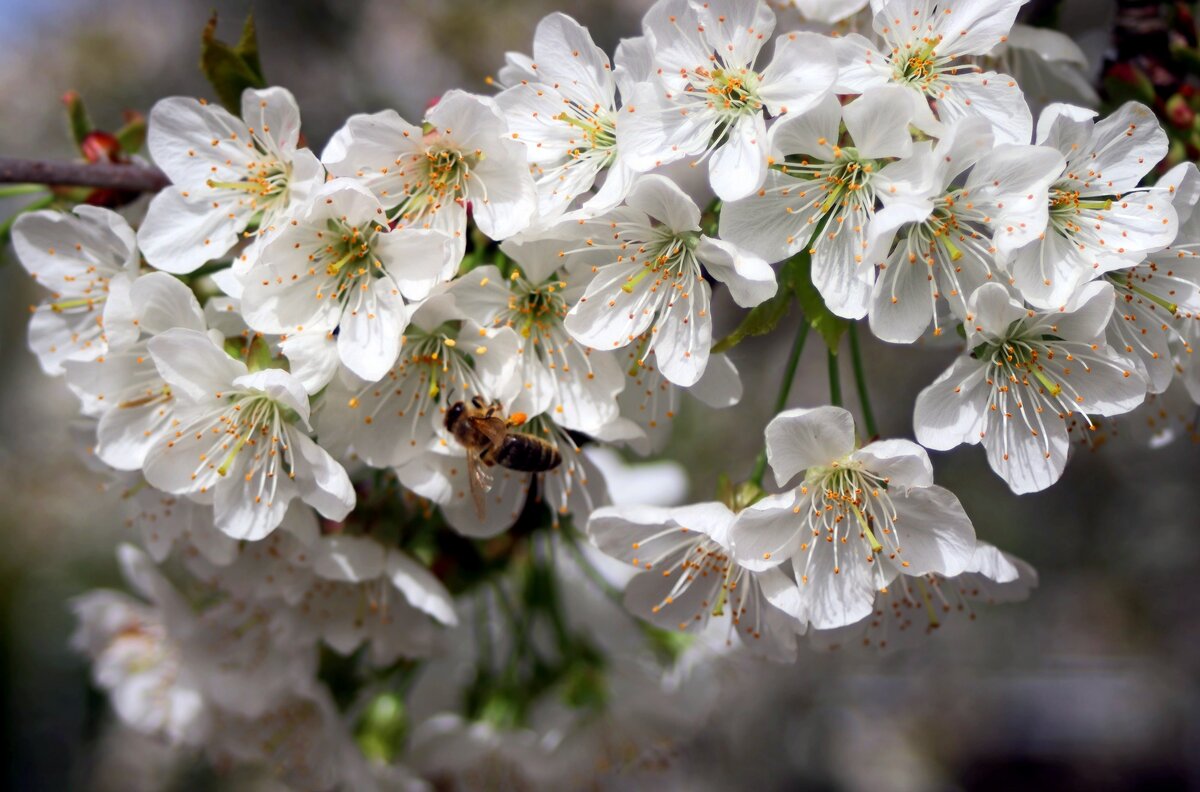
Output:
0,157,170,193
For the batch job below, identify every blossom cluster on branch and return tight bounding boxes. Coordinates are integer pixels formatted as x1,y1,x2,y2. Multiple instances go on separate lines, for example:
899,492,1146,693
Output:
8,0,1200,788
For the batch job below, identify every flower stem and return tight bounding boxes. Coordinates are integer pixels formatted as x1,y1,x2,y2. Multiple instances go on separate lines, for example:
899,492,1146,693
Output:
849,323,879,439
749,319,810,487
827,347,842,407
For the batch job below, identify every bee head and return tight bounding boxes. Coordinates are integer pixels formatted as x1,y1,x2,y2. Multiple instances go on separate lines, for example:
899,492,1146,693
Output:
445,401,466,430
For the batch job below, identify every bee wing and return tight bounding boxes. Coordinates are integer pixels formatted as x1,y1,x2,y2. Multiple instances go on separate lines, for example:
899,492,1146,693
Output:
465,448,493,520
466,414,509,447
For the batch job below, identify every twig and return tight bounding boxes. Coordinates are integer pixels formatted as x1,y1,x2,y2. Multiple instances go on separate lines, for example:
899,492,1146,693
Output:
0,157,169,193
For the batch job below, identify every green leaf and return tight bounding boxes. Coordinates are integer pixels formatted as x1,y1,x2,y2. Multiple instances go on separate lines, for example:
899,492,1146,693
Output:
789,251,849,352
62,91,93,149
200,13,267,114
711,289,791,353
115,114,147,155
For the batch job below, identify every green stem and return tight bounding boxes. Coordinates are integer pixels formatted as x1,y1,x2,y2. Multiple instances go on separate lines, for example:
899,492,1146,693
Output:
475,590,495,674
539,532,572,654
750,320,810,487
827,347,842,407
0,184,47,199
848,324,879,439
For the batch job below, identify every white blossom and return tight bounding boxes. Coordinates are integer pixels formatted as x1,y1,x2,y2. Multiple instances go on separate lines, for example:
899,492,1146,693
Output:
621,0,838,200
141,328,355,540
239,178,458,382
914,281,1147,493
1004,102,1175,309
323,89,538,255
730,406,976,630
12,205,139,374
833,0,1033,144
589,501,800,659
137,87,324,274
496,13,639,221
561,174,775,386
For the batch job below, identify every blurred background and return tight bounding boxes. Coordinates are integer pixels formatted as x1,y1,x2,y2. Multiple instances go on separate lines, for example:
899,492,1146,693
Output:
1,0,1199,789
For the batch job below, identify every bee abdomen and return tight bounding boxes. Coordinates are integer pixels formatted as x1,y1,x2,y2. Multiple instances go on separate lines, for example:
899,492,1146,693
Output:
494,433,562,473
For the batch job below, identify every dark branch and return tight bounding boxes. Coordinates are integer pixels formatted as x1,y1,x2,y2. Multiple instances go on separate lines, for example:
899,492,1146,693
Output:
0,157,169,193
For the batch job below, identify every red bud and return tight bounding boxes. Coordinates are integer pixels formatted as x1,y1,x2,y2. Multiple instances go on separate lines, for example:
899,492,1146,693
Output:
80,131,125,164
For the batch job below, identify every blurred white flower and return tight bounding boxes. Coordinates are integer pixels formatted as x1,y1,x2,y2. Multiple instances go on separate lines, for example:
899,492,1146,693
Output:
12,205,139,374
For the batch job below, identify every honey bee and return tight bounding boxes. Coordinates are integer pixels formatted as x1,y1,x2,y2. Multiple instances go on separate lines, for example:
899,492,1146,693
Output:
444,396,562,518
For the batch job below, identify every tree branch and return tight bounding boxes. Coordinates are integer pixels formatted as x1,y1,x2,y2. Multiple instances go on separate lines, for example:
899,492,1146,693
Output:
0,157,169,193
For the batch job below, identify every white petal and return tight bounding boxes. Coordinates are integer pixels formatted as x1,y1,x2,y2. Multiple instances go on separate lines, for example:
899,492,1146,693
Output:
147,329,246,404
983,405,1070,494
913,356,989,451
935,71,1033,146
696,236,777,308
233,369,312,424
729,492,802,571
708,115,768,202
651,279,712,387
240,86,302,156
313,535,386,582
764,405,857,488
387,552,458,626
887,486,976,577
376,228,459,300
130,272,206,335
291,430,355,522
530,12,614,109
625,174,702,232
830,33,890,93
689,352,743,408
337,278,407,382
966,282,1026,337
758,32,837,117
138,186,245,274
212,464,295,541
843,86,917,159
1083,102,1168,191
850,439,933,489
617,82,712,173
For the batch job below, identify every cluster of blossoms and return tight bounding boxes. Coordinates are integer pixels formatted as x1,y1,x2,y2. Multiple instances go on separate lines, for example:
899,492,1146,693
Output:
11,0,1200,787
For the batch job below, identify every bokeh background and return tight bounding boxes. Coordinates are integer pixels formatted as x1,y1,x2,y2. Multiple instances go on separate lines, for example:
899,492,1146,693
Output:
1,0,1199,789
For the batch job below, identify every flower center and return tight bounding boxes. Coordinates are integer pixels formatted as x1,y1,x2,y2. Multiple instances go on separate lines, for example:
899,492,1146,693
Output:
555,108,618,162
504,273,570,340
395,142,482,226
703,67,761,118
206,157,292,213
1049,184,1112,232
313,218,386,304
800,464,898,567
